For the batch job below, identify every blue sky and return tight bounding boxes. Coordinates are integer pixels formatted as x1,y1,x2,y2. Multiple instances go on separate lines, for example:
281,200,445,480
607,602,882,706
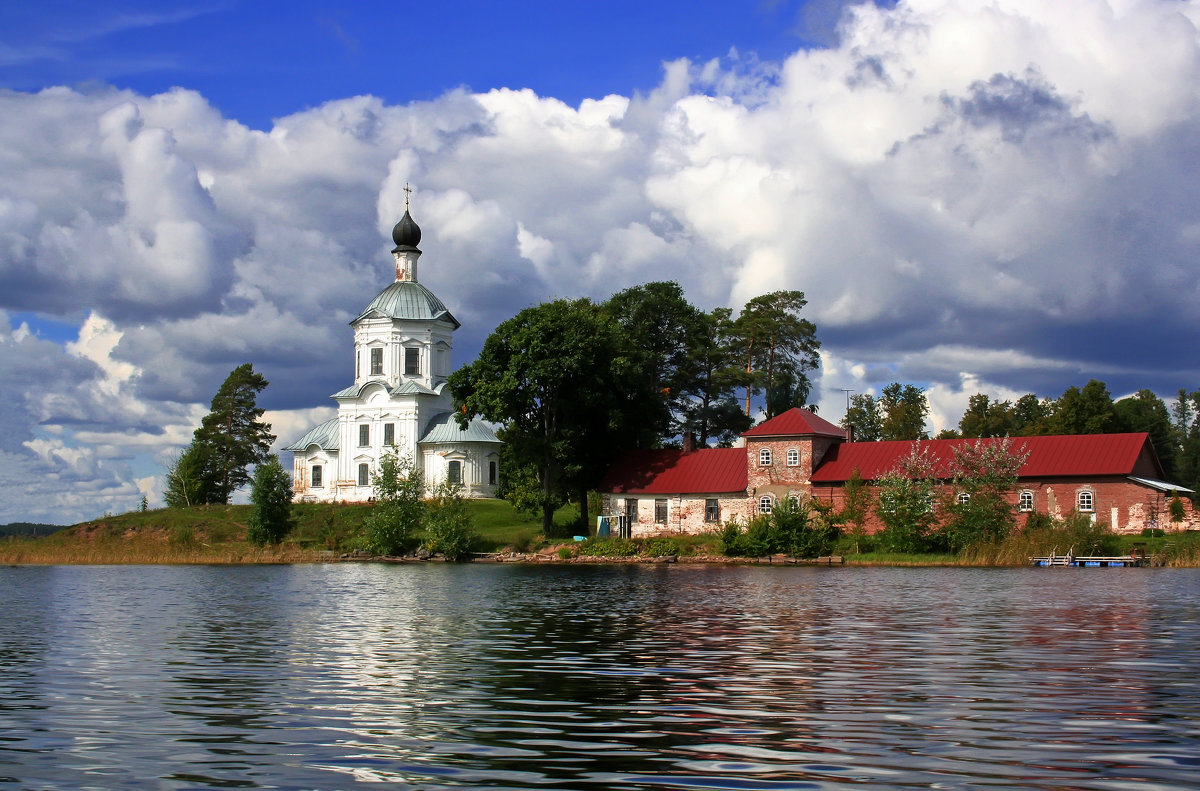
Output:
3,1,843,129
1,0,1199,524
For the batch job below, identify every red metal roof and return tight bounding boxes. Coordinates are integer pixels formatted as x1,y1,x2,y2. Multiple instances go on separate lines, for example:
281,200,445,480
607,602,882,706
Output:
742,407,846,439
811,433,1159,483
601,447,748,494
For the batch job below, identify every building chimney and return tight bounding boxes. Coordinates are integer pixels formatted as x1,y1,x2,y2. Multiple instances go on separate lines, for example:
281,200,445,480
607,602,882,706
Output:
847,424,855,443
682,432,696,453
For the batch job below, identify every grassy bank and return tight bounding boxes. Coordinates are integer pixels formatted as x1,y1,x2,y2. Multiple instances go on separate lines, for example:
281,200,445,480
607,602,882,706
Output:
0,500,572,565
4,501,1198,566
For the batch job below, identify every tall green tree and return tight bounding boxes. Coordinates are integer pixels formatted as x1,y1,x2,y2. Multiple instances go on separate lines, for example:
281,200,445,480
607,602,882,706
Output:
450,298,648,533
842,393,883,441
605,281,706,441
1011,393,1055,436
880,383,929,441
958,394,1016,438
678,307,752,445
1114,389,1176,479
1049,379,1120,435
169,363,275,505
732,291,820,419
247,455,294,546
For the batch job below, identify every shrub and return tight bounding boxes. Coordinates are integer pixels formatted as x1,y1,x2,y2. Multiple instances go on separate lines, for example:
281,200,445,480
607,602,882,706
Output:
644,538,681,557
579,537,639,557
1170,494,1186,523
247,456,295,546
424,480,477,561
365,454,425,555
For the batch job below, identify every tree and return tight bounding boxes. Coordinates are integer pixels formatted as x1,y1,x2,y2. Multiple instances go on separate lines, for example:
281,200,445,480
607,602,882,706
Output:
1011,393,1055,436
1114,389,1176,480
732,291,820,419
167,363,275,506
450,298,648,533
874,444,937,553
365,453,425,555
605,281,707,442
939,437,1029,552
424,479,478,561
842,393,883,441
840,467,872,548
879,383,929,441
1049,379,1120,435
164,443,212,508
959,394,1016,438
679,307,752,445
247,455,294,545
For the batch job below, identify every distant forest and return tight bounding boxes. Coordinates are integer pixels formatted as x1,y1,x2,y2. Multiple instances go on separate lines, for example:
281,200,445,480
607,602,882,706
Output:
1,523,64,537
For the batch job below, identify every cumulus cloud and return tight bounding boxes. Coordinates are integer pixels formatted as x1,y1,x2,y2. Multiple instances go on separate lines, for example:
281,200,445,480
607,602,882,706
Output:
2,0,1200,522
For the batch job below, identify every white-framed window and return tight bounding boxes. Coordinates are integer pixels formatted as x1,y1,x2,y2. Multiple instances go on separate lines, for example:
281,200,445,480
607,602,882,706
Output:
625,499,638,524
654,498,668,524
759,447,772,466
448,460,462,484
383,423,395,446
705,498,720,523
489,461,497,486
759,495,773,514
405,347,420,375
311,465,323,488
370,347,383,376
925,492,935,513
786,448,800,466
358,463,370,486
788,494,801,509
1077,490,1094,512
957,492,971,505
358,424,370,447
1019,490,1034,512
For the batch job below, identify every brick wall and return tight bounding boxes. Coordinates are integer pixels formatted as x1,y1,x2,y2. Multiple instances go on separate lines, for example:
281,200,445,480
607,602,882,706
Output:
810,477,1196,535
599,493,752,536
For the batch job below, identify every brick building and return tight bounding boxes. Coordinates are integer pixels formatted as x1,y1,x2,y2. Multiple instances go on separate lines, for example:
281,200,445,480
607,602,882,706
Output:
600,407,1195,536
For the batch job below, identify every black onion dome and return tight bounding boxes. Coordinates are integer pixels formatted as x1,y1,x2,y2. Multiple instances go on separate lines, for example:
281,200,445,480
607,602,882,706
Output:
391,210,422,249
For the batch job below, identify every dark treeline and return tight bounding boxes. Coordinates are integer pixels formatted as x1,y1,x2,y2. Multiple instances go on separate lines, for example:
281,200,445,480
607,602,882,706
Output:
842,379,1200,494
0,522,63,537
451,282,821,532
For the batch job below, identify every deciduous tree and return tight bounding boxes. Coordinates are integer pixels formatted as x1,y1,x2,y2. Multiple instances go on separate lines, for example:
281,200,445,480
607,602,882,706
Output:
365,453,425,555
879,383,929,441
940,437,1029,552
842,393,882,442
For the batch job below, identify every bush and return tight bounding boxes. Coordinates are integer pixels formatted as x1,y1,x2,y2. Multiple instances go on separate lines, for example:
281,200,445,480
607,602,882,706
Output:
365,454,424,555
644,538,680,557
423,480,477,561
578,537,639,557
247,456,294,546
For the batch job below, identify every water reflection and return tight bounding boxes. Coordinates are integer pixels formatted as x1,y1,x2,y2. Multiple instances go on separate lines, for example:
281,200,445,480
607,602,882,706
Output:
0,564,1197,789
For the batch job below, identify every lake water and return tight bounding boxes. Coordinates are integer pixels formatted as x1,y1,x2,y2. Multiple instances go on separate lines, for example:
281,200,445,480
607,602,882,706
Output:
1,564,1198,790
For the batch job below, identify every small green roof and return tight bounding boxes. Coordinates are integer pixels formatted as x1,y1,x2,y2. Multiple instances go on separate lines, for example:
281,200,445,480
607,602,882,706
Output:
285,418,339,451
419,412,501,445
352,281,460,328
331,379,437,400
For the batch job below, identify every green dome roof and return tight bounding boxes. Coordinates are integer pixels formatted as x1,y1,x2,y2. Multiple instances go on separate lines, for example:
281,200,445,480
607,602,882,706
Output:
352,281,460,328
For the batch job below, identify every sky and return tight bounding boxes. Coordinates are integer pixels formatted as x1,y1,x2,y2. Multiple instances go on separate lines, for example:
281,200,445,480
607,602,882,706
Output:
1,0,1199,525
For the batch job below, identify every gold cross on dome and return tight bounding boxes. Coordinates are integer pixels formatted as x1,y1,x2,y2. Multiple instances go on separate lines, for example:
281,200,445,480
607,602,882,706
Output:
403,182,413,211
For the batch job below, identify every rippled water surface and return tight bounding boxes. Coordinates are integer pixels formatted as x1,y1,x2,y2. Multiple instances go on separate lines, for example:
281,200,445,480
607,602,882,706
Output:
2,564,1198,789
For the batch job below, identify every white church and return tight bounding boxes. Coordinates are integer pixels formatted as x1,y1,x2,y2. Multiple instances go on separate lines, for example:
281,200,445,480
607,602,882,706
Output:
286,201,502,501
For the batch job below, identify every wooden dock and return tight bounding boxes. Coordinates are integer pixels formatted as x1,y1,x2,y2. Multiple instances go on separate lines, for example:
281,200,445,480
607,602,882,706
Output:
1030,550,1147,568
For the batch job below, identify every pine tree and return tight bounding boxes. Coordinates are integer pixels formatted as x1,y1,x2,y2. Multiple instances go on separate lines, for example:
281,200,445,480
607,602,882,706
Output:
164,364,275,506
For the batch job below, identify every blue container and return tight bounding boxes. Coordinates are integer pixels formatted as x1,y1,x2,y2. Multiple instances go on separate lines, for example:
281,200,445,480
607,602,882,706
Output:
597,516,611,538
